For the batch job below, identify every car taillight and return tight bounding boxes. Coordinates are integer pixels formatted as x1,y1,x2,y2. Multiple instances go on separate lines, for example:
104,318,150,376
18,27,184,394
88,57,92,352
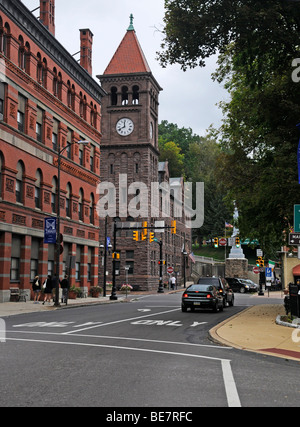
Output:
206,294,212,299
183,294,188,298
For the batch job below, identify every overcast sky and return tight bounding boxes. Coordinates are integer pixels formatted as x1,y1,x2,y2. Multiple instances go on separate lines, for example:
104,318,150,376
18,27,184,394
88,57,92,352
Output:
22,0,229,137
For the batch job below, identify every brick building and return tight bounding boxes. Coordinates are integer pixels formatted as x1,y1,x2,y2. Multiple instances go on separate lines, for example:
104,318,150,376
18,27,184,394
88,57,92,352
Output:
0,0,105,302
97,17,192,292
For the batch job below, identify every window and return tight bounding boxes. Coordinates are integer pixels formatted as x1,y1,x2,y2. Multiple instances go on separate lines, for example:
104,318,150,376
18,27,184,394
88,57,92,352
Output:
11,235,21,281
17,94,26,133
30,238,40,281
52,119,59,151
0,152,3,199
75,246,82,281
0,82,5,120
90,145,94,172
79,188,83,221
66,128,72,159
90,194,94,224
111,87,117,106
53,68,58,96
18,36,25,70
87,248,92,282
35,170,42,209
132,85,139,105
16,161,24,204
36,107,43,142
121,86,128,105
51,177,57,213
66,183,71,217
79,148,83,166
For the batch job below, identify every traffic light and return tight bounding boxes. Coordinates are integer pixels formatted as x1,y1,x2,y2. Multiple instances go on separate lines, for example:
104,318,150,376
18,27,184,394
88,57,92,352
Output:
133,231,139,241
235,237,240,248
149,232,155,243
256,257,262,267
171,220,177,235
142,221,148,238
112,252,120,260
259,259,265,268
213,237,219,248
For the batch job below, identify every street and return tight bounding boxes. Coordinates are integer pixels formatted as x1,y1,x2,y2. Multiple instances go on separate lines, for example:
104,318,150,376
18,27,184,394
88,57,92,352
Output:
1,292,300,408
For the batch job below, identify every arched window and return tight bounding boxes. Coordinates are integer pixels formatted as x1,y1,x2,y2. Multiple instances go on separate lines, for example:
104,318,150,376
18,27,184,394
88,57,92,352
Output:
37,53,43,84
35,169,42,209
18,36,25,70
0,151,4,199
132,85,139,105
111,87,118,106
16,161,24,204
53,68,58,96
66,183,72,218
51,176,57,213
0,22,10,57
79,188,84,221
121,86,128,105
58,72,63,100
24,42,30,74
90,193,95,224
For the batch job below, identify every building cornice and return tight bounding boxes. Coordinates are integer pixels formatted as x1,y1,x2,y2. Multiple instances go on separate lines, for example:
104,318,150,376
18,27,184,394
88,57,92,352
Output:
0,0,106,103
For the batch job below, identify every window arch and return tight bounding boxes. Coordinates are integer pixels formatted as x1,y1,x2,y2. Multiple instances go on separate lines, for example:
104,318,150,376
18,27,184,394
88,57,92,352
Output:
53,67,58,96
37,53,43,84
16,161,24,204
0,22,10,57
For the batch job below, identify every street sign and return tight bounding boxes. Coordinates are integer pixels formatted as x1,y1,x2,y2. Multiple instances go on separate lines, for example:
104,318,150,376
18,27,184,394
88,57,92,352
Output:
294,205,300,233
265,268,272,279
219,238,227,247
253,267,260,274
289,233,300,245
167,267,174,274
44,218,57,244
256,249,263,257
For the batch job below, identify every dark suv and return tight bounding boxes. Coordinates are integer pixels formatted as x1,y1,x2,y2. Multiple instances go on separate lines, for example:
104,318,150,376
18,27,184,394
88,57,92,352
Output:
197,277,234,307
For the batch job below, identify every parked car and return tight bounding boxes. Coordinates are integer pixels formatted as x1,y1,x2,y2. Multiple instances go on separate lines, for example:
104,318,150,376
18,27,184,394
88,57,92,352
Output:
182,283,224,313
197,277,234,307
226,278,258,294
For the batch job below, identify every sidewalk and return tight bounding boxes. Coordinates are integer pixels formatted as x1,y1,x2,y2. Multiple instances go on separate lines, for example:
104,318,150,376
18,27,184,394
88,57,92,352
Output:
210,294,300,362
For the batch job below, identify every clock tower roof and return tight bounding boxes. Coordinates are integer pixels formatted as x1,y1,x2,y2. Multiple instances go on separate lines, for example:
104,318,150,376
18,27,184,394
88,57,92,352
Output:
103,15,151,75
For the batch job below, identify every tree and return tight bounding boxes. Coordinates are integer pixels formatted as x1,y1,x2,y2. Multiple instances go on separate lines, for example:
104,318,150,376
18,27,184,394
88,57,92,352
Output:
158,139,185,177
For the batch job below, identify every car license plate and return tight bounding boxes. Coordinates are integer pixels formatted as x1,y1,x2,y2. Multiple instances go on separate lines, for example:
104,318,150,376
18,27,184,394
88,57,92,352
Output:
194,302,201,306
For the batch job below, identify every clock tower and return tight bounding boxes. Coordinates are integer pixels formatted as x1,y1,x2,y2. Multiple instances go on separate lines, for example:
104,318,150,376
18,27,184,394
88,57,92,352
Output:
97,15,163,291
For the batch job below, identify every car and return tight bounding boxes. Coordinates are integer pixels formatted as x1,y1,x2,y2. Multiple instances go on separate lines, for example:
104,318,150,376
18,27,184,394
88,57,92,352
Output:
197,277,235,307
182,283,224,312
226,278,258,294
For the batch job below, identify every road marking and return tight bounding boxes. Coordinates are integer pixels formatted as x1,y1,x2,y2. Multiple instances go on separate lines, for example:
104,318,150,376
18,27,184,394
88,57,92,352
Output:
222,360,242,407
63,308,181,335
5,336,240,407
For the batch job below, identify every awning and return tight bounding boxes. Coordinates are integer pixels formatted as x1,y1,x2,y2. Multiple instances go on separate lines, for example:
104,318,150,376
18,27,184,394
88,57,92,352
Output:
293,265,300,276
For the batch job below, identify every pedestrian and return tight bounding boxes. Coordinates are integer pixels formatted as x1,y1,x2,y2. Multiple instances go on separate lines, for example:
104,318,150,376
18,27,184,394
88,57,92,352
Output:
42,275,52,305
32,275,41,303
60,274,70,305
171,275,176,290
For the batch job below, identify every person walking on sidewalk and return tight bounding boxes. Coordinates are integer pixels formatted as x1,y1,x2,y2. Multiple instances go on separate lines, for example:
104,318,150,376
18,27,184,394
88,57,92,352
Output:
32,276,41,303
60,274,70,305
42,275,52,305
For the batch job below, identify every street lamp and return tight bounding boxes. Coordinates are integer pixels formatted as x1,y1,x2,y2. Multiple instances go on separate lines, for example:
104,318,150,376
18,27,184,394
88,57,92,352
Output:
100,216,112,297
54,139,89,307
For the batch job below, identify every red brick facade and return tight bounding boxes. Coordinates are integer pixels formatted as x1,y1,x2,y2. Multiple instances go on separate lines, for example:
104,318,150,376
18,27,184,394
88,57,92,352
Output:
0,0,105,301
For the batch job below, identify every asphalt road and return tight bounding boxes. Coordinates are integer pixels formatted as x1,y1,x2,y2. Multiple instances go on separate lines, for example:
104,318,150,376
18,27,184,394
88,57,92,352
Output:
1,292,300,409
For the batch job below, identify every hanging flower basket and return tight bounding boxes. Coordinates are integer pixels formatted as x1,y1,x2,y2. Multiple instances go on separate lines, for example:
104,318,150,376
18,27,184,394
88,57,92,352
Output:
120,284,133,293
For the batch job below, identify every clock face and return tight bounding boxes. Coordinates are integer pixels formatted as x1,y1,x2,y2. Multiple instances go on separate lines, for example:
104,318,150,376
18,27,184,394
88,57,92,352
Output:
116,118,134,136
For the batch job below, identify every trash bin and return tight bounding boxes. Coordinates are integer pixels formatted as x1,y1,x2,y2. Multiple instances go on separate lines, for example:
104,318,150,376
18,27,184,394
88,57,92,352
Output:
289,283,300,317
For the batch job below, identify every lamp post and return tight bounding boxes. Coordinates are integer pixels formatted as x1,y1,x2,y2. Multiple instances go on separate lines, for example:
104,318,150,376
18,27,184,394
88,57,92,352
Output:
100,216,112,297
54,140,89,307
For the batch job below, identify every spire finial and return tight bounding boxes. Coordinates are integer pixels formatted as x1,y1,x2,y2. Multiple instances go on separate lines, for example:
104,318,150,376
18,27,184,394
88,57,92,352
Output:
128,14,135,31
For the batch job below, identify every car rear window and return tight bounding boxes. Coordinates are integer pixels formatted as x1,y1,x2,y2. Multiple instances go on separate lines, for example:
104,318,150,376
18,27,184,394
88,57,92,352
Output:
188,284,214,292
198,278,219,286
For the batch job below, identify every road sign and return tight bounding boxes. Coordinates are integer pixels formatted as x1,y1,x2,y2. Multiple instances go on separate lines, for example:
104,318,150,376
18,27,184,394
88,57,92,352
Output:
265,268,272,279
289,233,300,245
253,267,260,274
167,267,174,274
256,249,263,257
294,205,300,233
44,218,57,244
219,238,227,247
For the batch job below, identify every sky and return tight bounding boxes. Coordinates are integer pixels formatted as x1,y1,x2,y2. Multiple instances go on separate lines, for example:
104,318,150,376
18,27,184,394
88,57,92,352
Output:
21,0,229,137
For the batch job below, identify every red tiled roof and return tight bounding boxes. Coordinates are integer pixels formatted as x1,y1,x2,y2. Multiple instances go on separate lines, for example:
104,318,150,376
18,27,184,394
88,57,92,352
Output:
104,30,151,75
